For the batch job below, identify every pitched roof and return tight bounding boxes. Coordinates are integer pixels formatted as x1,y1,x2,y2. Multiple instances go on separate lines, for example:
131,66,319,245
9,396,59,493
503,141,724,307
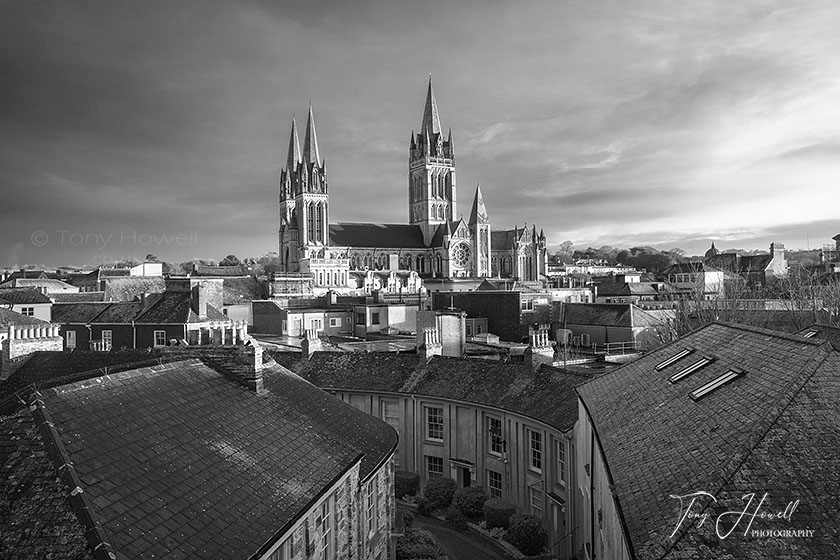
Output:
50,291,108,303
223,277,266,305
134,291,227,324
0,350,172,416
1,270,49,281
103,276,166,301
705,252,774,274
662,352,840,558
51,302,112,324
0,307,50,328
0,410,95,560
278,351,595,432
797,323,840,350
329,223,427,249
576,322,834,558
0,278,78,292
0,288,52,305
91,302,143,323
428,221,459,247
191,265,249,277
562,303,665,328
491,229,518,251
3,359,396,559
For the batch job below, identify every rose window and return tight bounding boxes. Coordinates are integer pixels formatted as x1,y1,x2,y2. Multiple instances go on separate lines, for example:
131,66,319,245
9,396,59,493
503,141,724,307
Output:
451,243,472,267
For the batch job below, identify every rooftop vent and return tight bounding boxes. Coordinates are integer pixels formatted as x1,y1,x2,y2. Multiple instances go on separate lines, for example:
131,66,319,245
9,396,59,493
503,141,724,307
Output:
669,355,714,383
655,348,694,371
690,368,745,401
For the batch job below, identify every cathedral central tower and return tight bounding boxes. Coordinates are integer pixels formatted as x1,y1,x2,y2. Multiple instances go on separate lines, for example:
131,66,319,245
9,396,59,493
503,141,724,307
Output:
409,77,456,243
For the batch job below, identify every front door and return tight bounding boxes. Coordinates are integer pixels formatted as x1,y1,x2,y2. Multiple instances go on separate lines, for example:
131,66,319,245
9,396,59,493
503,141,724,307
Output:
460,467,471,488
66,330,76,349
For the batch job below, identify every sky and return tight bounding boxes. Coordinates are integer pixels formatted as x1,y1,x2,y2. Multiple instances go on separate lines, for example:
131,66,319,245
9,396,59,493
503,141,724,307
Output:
2,0,839,268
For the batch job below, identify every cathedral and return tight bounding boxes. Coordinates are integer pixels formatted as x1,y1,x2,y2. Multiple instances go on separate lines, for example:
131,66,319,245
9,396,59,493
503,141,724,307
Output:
278,78,548,288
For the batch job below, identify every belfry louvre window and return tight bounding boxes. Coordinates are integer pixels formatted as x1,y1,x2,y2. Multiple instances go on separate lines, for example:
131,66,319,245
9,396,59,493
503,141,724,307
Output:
669,356,714,383
690,368,745,401
655,348,694,371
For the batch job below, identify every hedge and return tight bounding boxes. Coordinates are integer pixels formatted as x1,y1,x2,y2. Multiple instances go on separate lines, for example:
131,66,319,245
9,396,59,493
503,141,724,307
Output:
483,498,516,529
506,513,547,556
453,486,488,519
395,471,420,498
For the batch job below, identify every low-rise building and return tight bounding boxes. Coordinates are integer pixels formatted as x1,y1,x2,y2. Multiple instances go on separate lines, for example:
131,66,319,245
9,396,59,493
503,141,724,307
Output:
0,288,53,321
575,322,839,559
1,345,398,559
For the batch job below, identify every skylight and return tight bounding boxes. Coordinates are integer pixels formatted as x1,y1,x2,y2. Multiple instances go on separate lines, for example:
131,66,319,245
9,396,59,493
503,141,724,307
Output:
690,368,745,401
654,348,694,371
802,330,818,338
668,356,714,383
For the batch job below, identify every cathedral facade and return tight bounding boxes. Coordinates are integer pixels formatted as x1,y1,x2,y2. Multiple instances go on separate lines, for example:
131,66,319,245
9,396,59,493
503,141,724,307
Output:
278,78,547,288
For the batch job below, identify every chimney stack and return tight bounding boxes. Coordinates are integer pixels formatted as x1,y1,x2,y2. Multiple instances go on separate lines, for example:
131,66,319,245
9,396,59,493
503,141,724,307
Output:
191,285,208,318
418,327,443,363
301,328,323,360
525,328,555,372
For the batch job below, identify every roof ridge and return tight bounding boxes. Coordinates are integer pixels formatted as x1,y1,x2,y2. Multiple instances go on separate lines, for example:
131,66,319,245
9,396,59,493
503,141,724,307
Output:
29,392,118,560
712,320,826,346
651,343,833,559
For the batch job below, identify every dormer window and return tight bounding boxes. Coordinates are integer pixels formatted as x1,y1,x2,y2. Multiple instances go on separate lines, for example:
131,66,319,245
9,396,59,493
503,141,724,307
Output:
669,356,714,383
690,368,745,400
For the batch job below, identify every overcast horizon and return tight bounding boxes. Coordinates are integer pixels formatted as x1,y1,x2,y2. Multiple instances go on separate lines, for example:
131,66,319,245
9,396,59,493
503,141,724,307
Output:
2,0,839,268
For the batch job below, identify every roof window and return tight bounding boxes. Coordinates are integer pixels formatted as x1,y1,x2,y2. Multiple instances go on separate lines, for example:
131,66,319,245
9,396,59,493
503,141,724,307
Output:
802,330,818,338
690,368,745,401
669,356,714,383
655,348,694,371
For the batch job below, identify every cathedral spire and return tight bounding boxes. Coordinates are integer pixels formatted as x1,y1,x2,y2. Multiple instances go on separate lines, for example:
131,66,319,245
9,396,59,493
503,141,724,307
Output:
285,116,301,172
421,75,442,136
468,183,489,225
303,104,321,165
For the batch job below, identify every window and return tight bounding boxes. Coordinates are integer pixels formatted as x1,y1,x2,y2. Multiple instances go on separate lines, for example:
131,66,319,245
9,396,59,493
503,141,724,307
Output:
426,407,444,441
320,501,332,559
102,330,112,351
356,312,366,325
530,486,543,515
282,319,287,334
802,330,818,338
528,429,542,472
655,348,694,371
487,417,503,455
371,312,380,325
690,369,745,401
66,330,76,349
426,455,444,479
367,479,377,534
268,537,291,560
487,469,503,498
329,317,341,328
381,401,400,466
556,439,566,486
311,318,322,331
154,330,167,347
20,307,34,316
669,356,714,383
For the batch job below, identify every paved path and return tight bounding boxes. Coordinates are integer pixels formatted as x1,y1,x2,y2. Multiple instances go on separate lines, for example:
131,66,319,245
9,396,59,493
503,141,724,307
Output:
401,507,514,560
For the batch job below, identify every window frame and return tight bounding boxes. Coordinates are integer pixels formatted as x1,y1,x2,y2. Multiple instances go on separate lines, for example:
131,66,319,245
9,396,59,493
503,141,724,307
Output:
487,416,503,456
527,428,543,473
556,439,566,487
153,330,167,347
426,455,444,479
425,406,444,442
487,469,503,498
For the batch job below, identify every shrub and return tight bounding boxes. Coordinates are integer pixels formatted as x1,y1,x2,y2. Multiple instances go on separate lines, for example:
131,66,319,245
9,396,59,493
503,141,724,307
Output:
395,528,444,560
489,527,506,540
416,497,432,517
453,486,488,519
483,498,516,529
396,471,421,498
445,505,467,529
423,477,457,511
506,513,547,556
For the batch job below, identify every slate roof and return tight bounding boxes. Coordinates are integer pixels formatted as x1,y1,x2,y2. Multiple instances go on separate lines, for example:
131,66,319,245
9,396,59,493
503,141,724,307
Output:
134,292,227,324
223,277,267,306
428,221,460,248
50,291,108,303
278,351,595,432
0,278,78,292
797,323,840,351
51,302,113,324
1,270,49,281
103,276,166,302
576,322,837,559
0,288,52,305
0,307,49,328
1,359,397,559
597,282,663,297
91,302,143,323
0,350,172,416
329,223,427,249
562,303,666,328
191,265,250,277
0,409,95,560
491,229,518,251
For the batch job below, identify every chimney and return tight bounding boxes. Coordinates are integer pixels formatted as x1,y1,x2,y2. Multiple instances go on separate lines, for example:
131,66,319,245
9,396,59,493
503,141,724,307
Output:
525,328,555,372
418,327,443,363
191,285,207,318
301,328,323,360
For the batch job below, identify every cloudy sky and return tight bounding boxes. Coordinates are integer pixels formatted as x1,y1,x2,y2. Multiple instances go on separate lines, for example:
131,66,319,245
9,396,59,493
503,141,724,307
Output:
2,0,839,267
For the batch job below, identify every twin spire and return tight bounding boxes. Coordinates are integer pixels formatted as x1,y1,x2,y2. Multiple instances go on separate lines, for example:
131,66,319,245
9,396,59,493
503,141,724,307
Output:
284,104,321,172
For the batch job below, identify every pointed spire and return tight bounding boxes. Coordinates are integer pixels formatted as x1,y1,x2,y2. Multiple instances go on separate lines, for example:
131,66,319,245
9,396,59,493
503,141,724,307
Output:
285,116,301,172
469,182,489,225
410,130,416,150
303,104,321,165
421,75,442,137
